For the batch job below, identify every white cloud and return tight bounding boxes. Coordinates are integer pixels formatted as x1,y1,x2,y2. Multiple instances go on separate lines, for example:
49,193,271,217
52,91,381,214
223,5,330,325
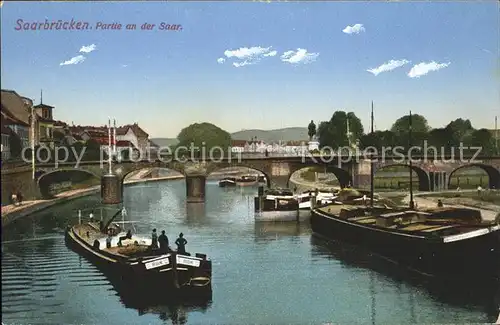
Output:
79,44,96,53
121,64,128,68
342,24,365,34
222,46,276,67
264,50,277,57
233,60,253,68
217,58,225,64
224,46,274,60
280,48,319,64
367,59,410,76
407,61,450,78
60,55,86,66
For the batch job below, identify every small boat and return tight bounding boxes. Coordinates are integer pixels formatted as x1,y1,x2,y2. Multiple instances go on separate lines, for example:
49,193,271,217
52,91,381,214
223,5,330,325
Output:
264,188,295,199
218,177,237,187
255,188,302,221
257,175,267,184
65,208,213,293
236,175,258,186
311,204,500,278
296,190,338,219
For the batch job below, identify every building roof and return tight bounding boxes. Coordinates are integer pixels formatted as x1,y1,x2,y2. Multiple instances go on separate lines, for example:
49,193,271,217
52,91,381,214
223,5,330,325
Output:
231,140,247,147
0,109,29,127
1,89,31,125
53,120,68,127
117,123,149,137
34,103,55,109
82,129,108,138
116,140,134,147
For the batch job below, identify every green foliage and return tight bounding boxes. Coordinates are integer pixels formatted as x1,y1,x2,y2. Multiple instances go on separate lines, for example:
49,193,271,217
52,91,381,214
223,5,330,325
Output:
307,120,316,140
317,111,364,148
176,122,232,157
340,113,493,156
391,114,430,134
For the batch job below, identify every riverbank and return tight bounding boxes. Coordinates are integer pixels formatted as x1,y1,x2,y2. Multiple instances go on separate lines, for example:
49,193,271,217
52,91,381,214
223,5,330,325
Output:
1,174,184,227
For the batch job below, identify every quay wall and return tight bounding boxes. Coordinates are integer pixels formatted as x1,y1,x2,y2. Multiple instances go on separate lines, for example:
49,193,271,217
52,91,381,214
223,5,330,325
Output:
1,175,184,228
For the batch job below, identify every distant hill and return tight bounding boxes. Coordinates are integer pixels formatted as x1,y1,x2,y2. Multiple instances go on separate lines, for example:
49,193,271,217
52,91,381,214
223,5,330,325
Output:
150,127,309,147
231,127,308,142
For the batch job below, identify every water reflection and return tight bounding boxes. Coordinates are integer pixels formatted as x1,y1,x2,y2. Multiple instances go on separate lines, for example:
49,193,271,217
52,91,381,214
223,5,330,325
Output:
310,235,500,323
185,203,206,224
109,271,212,325
254,221,311,242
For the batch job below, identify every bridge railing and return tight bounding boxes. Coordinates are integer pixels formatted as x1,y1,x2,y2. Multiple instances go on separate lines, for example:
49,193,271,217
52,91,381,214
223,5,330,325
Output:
2,151,498,169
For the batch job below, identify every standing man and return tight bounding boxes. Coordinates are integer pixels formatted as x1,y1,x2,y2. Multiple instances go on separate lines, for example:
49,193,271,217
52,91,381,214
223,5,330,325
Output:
158,230,169,253
175,233,187,254
151,229,158,249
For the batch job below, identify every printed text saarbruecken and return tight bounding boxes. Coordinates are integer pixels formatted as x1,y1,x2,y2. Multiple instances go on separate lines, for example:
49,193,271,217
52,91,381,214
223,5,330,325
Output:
15,19,182,31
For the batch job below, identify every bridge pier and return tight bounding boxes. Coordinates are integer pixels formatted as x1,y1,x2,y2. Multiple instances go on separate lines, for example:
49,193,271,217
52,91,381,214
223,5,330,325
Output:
270,175,291,189
101,174,123,204
186,175,206,203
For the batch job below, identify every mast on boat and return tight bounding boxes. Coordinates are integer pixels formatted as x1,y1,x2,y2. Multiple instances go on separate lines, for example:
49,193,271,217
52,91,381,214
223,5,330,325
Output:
107,118,112,175
408,111,415,209
370,101,374,207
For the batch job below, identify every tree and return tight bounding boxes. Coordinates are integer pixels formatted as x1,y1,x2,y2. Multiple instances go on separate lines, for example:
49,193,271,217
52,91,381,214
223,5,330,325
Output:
391,114,430,134
307,120,316,140
467,128,495,155
359,130,397,150
177,122,232,158
427,128,454,150
8,133,22,158
317,111,364,149
317,121,333,149
445,118,474,146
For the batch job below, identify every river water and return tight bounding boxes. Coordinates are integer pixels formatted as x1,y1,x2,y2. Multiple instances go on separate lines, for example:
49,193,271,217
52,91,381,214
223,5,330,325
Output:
2,179,499,325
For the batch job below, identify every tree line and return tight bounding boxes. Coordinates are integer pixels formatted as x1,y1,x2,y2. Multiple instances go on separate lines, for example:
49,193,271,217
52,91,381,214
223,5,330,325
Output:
308,112,499,155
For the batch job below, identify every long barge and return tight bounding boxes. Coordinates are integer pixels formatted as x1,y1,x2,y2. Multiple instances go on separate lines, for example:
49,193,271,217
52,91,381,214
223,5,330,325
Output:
65,209,212,294
311,204,500,279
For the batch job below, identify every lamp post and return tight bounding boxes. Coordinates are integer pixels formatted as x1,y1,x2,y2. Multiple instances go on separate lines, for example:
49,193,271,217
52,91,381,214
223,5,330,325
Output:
30,103,36,180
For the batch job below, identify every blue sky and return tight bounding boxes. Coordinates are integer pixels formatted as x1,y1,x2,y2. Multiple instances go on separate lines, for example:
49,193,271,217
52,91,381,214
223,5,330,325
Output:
1,1,499,137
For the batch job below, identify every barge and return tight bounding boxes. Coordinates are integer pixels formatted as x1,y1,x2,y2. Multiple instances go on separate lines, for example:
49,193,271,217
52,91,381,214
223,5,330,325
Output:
311,204,500,279
65,208,213,294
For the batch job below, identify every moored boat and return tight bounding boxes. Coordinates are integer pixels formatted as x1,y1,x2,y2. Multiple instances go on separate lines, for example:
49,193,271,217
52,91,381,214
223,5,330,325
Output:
296,190,339,219
65,208,213,293
236,175,258,186
254,188,302,221
311,204,500,279
219,177,237,187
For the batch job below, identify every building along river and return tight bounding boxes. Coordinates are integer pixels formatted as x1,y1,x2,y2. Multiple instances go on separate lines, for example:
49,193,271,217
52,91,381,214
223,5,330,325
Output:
2,179,499,324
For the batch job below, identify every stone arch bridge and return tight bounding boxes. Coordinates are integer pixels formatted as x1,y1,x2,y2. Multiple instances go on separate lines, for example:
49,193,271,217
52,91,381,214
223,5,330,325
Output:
2,155,500,203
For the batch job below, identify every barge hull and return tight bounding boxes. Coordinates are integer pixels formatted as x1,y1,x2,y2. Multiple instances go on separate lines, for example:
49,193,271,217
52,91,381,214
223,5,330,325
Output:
311,209,500,279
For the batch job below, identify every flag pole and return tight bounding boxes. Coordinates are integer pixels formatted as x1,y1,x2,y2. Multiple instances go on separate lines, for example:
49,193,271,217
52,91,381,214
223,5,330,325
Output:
108,118,112,175
113,119,117,156
409,111,414,209
370,101,374,207
31,103,36,180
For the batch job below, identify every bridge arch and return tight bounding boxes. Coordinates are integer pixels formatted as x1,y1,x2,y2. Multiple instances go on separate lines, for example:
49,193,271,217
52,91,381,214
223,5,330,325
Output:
374,164,430,191
119,166,186,186
448,163,500,189
207,166,271,188
37,168,101,199
288,166,351,189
